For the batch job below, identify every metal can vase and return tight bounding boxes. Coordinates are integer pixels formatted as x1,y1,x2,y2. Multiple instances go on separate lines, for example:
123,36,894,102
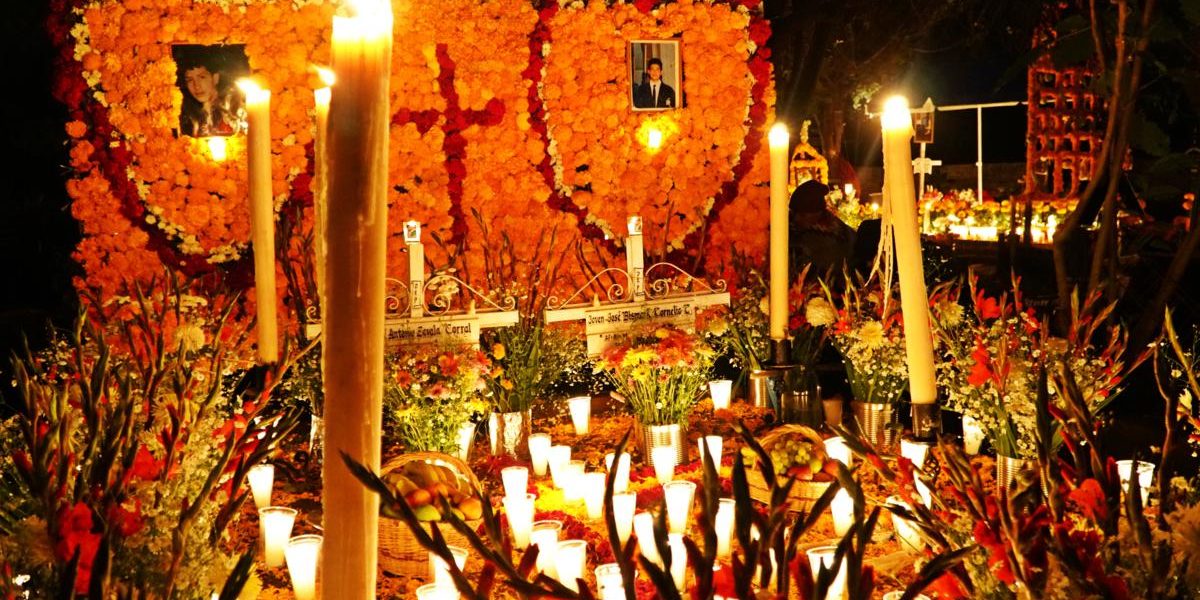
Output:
488,410,530,459
638,422,687,469
850,401,899,453
995,455,1030,491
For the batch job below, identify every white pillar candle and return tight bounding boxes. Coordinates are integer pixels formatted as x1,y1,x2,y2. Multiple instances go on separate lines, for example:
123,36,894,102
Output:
807,545,847,600
501,467,529,500
961,415,984,455
555,540,588,592
663,480,696,534
605,453,631,492
562,460,586,501
595,563,626,600
530,520,562,578
259,506,298,568
830,488,854,536
823,437,852,467
548,445,572,488
284,534,322,600
529,434,552,477
880,97,938,414
709,380,732,410
698,436,723,467
247,463,275,510
768,123,790,341
311,67,334,315
429,545,468,587
567,396,592,435
415,583,457,600
633,512,661,567
887,496,924,553
651,446,677,483
668,533,687,591
612,492,637,547
503,493,536,550
236,78,278,364
715,498,735,559
582,472,607,521
1116,459,1155,505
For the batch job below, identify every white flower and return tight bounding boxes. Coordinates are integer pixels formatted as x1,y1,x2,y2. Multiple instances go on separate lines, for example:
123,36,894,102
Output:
857,321,884,349
804,297,837,327
175,322,206,354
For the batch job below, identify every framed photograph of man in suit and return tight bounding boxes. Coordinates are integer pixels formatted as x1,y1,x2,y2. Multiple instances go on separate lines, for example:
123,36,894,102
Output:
629,40,682,111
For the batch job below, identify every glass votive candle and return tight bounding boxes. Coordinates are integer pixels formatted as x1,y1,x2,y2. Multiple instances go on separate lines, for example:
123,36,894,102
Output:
900,437,932,469
961,415,984,455
633,512,662,567
807,545,847,600
528,433,552,477
651,446,677,482
612,492,637,546
668,533,687,590
501,466,529,500
259,506,298,568
429,545,469,586
284,534,322,600
663,480,697,534
247,463,275,510
415,583,457,600
709,379,732,410
530,520,562,578
555,539,588,592
883,592,931,600
1116,459,1155,505
605,452,631,492
548,445,572,488
595,563,625,600
887,496,925,553
823,437,852,467
562,460,587,501
698,435,723,467
582,472,607,520
568,396,592,435
715,498,735,558
830,488,854,536
504,493,536,550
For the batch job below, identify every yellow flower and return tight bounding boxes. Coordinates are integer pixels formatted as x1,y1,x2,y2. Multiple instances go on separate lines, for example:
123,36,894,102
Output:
858,321,884,349
804,297,837,327
501,378,513,391
492,343,506,360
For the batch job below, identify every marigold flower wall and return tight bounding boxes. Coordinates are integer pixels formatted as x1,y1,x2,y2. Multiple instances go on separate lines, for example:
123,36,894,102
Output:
53,0,773,339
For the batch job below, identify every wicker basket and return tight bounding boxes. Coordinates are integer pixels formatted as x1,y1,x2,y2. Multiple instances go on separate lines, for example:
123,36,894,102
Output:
378,452,483,578
746,425,835,512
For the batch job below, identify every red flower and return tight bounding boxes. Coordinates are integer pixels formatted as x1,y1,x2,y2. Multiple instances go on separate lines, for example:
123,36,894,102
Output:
54,502,101,594
129,445,163,482
977,296,1001,320
1067,478,1108,523
107,500,145,537
633,0,657,13
967,342,993,387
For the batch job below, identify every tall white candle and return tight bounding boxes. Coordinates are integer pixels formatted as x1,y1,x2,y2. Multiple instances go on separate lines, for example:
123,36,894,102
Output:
312,67,334,317
568,396,592,435
247,463,275,510
768,123,790,341
880,97,937,412
651,446,676,482
528,434,552,477
830,488,853,536
285,534,322,600
715,498,735,558
236,79,278,363
322,2,393,594
503,493,536,550
612,492,637,546
626,216,645,301
259,506,297,568
501,467,529,500
663,480,696,534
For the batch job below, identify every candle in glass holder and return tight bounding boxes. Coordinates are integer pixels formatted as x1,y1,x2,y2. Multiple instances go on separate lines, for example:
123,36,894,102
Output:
823,437,852,467
562,460,586,501
595,563,626,600
651,446,676,482
530,520,562,578
961,415,984,455
605,453,631,492
248,463,275,510
529,434,552,477
259,506,298,568
887,496,924,553
807,545,847,600
709,379,732,410
548,445,572,488
900,437,934,507
501,467,529,500
698,436,723,467
284,534,322,600
612,492,637,546
567,396,591,435
1116,459,1155,505
663,480,696,534
415,583,456,600
555,540,588,592
883,593,931,600
504,493,536,550
429,545,469,586
633,512,662,567
582,472,606,520
830,488,854,536
715,498,735,558
668,533,687,590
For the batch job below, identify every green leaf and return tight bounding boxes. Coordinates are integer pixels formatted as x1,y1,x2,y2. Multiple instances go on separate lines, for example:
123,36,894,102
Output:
1130,112,1170,157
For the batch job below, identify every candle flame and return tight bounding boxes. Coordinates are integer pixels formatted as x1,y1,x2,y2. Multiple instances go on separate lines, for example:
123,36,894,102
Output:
627,215,643,235
645,127,663,150
881,95,912,131
768,122,789,149
206,136,228,162
315,66,336,87
236,78,270,104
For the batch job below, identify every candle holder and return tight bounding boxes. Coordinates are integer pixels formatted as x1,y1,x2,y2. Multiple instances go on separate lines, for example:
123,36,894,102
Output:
830,488,854,536
555,540,588,592
911,402,941,440
708,379,732,411
715,498,735,558
612,493,637,546
697,435,723,467
633,512,661,567
605,453,632,492
284,534,322,600
595,563,627,600
582,472,607,520
415,583,456,600
807,546,847,600
568,396,592,435
547,445,572,488
259,506,298,568
530,520,562,578
668,533,687,590
528,433,552,477
247,463,275,510
501,467,529,500
562,460,586,501
429,545,469,586
823,436,853,467
503,493,536,550
961,415,984,455
663,480,696,534
651,446,677,482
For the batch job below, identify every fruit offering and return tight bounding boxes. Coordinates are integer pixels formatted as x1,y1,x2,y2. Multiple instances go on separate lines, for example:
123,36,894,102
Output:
382,458,484,522
741,426,836,481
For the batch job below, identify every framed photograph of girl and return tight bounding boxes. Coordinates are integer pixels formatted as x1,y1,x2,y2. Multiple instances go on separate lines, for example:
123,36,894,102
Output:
629,40,682,111
172,44,250,138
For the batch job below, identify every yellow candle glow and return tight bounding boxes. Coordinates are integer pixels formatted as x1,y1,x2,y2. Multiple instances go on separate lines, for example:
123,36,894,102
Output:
668,533,687,590
715,498,735,558
582,472,606,521
503,493,536,550
697,435,723,466
312,66,334,317
645,127,663,150
823,437,852,467
651,446,676,482
595,563,626,600
808,546,847,599
415,583,457,600
612,492,637,546
768,122,790,340
562,460,586,501
548,445,572,488
501,466,529,500
284,534,322,600
830,488,854,536
530,520,562,577
247,463,275,510
322,0,393,595
605,452,631,492
633,512,661,567
567,396,591,435
555,540,588,592
880,96,938,415
663,480,696,534
206,136,228,162
429,546,468,586
528,433,552,477
236,78,278,364
259,506,297,568
708,379,732,410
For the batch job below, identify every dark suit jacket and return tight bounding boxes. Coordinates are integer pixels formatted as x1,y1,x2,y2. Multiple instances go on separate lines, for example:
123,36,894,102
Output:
633,81,676,109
